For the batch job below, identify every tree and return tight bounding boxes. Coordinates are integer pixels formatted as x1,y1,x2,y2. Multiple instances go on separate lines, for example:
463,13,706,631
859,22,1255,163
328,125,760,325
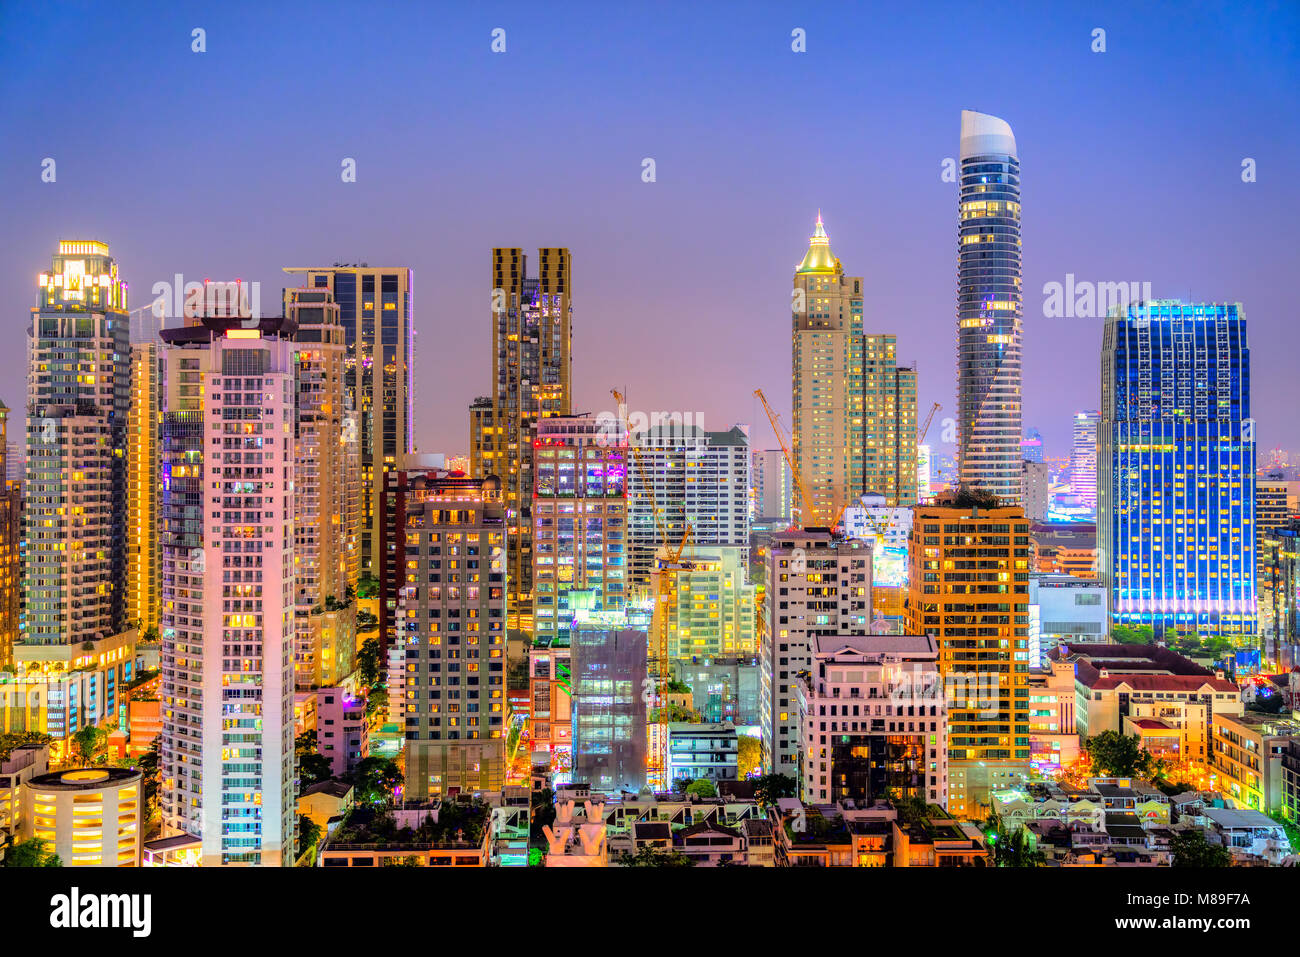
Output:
356,574,380,599
983,812,1044,867
357,636,384,689
1170,829,1231,867
296,815,322,858
617,846,695,867
1110,625,1155,645
951,487,1000,510
70,725,107,768
3,837,61,867
136,736,161,815
382,855,423,867
0,732,53,764
753,773,797,806
1249,692,1287,715
1084,730,1156,779
295,732,333,793
356,609,379,629
737,736,762,778
683,778,716,799
353,756,403,804
365,685,388,723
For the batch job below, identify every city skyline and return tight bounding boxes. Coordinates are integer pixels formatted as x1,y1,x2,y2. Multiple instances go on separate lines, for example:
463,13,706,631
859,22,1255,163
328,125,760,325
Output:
2,2,1297,465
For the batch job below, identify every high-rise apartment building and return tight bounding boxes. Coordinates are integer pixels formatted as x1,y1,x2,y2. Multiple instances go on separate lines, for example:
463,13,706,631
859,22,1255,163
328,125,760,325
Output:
761,531,872,776
286,288,359,690
0,404,19,671
532,416,627,648
158,310,297,866
656,546,756,658
956,110,1022,504
1020,427,1044,464
400,474,507,799
906,502,1031,818
1020,460,1050,523
1099,301,1256,641
753,448,793,524
11,242,135,751
282,265,413,577
1071,410,1100,514
792,216,863,524
628,423,749,590
127,343,161,634
470,248,572,630
1256,479,1289,628
26,240,131,647
791,219,918,518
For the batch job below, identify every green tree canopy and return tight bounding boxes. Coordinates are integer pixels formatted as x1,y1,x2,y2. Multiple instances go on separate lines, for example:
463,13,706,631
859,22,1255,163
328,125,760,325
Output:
752,773,798,806
617,846,695,867
3,837,61,867
352,756,403,804
1170,828,1232,867
1083,730,1157,779
683,778,717,799
70,725,107,768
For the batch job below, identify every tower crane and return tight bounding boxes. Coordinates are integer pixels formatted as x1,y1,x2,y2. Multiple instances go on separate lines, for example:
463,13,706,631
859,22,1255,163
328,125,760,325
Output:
918,401,941,444
612,389,691,789
753,388,851,532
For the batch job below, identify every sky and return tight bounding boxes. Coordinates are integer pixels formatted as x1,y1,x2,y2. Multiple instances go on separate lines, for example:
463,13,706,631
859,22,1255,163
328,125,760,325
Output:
2,0,1298,464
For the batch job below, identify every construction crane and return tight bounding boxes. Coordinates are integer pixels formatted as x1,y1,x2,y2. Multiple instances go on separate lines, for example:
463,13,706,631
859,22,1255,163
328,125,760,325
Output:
918,401,941,444
753,388,852,531
612,389,691,789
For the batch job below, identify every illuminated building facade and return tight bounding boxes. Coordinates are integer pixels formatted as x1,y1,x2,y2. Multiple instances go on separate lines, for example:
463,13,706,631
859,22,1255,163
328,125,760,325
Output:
956,110,1023,504
470,248,572,630
1256,481,1289,631
628,423,749,591
287,288,359,690
1099,301,1256,640
1020,460,1050,523
761,531,872,776
532,416,627,648
753,448,792,524
127,344,161,634
905,503,1031,818
796,634,947,807
1260,519,1300,649
655,546,756,659
0,403,18,671
21,768,142,867
400,475,507,800
25,240,131,648
792,219,917,517
282,265,414,577
1071,411,1100,514
570,624,647,795
158,311,297,866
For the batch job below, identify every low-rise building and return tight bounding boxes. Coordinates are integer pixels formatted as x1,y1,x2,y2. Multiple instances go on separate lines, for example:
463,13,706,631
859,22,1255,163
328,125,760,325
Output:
1210,712,1300,814
316,687,368,778
1202,807,1294,866
667,722,738,789
672,655,761,726
1028,659,1079,774
297,779,354,835
0,741,49,836
1028,574,1107,665
796,634,946,807
317,800,492,867
21,767,142,867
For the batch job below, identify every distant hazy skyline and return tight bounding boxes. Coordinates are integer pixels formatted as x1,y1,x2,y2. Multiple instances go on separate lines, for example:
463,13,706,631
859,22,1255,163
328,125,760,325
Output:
3,1,1297,464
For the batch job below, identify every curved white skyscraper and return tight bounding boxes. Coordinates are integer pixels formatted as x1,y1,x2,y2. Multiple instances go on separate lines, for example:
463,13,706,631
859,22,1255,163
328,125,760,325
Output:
956,110,1022,503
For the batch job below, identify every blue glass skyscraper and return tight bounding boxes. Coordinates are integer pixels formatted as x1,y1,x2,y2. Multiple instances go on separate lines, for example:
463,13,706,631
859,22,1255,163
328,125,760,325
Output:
1099,300,1256,640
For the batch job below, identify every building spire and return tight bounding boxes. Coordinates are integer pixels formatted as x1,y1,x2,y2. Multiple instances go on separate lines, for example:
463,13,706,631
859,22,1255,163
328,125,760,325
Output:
797,213,838,274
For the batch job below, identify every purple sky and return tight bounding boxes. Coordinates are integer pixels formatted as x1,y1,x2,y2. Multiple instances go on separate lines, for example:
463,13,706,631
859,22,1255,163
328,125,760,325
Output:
2,1,1297,464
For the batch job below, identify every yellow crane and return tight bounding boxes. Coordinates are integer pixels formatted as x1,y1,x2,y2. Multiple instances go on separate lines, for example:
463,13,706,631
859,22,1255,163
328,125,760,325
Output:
918,401,941,444
613,389,690,788
753,388,851,531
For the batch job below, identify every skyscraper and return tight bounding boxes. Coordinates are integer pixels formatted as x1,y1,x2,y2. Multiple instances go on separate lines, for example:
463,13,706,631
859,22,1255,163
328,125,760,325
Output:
400,474,507,799
282,265,414,578
127,342,161,634
287,288,359,690
792,215,863,524
26,240,131,647
761,531,872,776
158,307,297,866
627,422,749,590
532,416,627,648
1071,410,1100,514
906,500,1031,818
1099,301,1256,641
792,218,917,519
0,403,19,672
1020,426,1044,464
470,248,572,631
956,110,1022,503
752,448,793,523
